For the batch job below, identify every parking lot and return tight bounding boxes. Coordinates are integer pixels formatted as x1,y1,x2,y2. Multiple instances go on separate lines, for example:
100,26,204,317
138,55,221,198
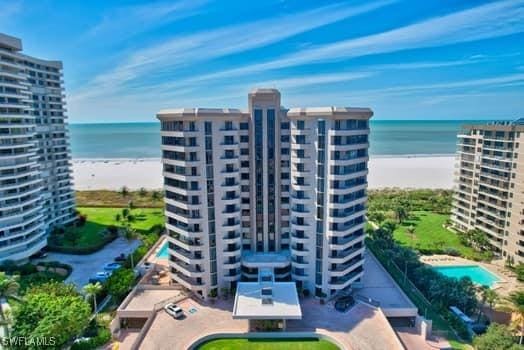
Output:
39,237,140,288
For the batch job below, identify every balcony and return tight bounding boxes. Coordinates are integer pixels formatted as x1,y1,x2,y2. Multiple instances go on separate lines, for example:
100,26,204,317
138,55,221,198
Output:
172,273,204,289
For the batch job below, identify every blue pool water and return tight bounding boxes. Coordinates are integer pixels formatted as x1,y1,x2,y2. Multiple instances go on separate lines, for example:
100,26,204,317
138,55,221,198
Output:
433,265,500,287
156,242,169,259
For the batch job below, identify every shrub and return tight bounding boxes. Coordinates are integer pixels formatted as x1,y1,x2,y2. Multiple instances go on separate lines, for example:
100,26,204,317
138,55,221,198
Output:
71,327,111,350
17,263,38,276
107,225,118,235
77,214,87,226
442,247,461,257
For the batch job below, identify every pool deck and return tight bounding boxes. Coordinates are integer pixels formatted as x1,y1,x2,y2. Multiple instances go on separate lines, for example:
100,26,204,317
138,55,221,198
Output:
420,254,520,296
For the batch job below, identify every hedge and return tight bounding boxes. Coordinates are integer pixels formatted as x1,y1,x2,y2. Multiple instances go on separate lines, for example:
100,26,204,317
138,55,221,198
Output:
47,231,118,254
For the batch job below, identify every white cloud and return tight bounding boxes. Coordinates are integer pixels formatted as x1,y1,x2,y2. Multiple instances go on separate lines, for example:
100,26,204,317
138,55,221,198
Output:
86,0,207,38
193,0,524,81
70,0,395,103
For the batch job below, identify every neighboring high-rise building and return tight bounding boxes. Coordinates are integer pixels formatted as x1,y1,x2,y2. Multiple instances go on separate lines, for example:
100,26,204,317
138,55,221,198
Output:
158,88,372,299
452,118,524,263
0,33,75,262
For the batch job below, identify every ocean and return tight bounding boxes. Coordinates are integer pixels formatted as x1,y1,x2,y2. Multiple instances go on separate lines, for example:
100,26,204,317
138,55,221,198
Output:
69,120,478,159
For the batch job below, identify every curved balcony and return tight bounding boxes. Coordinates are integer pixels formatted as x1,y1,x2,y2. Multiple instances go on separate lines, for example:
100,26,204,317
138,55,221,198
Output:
168,258,205,278
223,232,242,244
223,258,242,269
222,245,241,257
170,237,203,252
328,128,370,137
291,257,308,268
165,210,201,225
328,233,365,250
328,182,367,196
329,209,366,223
328,247,365,265
170,247,203,264
223,271,242,282
289,194,310,204
330,142,369,152
172,273,204,290
290,232,309,243
328,222,365,237
328,267,364,290
290,182,311,191
163,171,200,183
222,220,241,231
291,271,309,281
221,206,241,218
332,156,369,167
290,245,309,256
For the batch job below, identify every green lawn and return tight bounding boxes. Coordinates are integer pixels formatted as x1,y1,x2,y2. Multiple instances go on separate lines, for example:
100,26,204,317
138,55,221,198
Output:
393,211,481,260
197,338,339,350
50,207,164,251
78,207,164,232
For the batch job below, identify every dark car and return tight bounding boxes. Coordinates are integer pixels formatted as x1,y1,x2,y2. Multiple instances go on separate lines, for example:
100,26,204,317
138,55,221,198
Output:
114,254,127,262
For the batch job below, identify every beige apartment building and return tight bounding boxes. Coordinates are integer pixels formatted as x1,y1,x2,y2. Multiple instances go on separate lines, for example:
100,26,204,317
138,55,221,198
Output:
452,118,524,263
0,33,75,262
158,89,372,299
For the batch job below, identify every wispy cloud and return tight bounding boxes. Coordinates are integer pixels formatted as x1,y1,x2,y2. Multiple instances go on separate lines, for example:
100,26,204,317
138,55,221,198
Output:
193,0,524,81
86,0,207,39
70,0,395,103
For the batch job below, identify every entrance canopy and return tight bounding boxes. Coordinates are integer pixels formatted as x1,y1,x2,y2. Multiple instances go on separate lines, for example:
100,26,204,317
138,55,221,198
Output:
232,281,302,320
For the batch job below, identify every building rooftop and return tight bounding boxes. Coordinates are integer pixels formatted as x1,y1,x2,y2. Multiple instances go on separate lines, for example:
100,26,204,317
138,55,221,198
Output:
233,281,302,320
241,250,290,268
0,33,22,51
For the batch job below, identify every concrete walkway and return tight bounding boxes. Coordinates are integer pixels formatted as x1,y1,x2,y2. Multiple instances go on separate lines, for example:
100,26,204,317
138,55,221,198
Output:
39,237,140,288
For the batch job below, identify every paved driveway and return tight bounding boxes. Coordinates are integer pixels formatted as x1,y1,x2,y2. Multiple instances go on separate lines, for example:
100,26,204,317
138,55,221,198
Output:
39,237,140,288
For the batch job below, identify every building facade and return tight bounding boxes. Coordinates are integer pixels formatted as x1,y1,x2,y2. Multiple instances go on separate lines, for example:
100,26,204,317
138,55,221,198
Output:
0,33,75,262
452,119,524,263
159,89,372,298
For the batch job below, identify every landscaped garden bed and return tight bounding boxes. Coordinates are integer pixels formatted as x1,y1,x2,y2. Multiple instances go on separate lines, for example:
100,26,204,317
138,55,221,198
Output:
47,207,164,254
196,337,339,350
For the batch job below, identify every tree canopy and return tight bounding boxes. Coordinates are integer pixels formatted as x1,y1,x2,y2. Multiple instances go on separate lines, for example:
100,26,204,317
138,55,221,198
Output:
11,282,90,350
473,324,523,350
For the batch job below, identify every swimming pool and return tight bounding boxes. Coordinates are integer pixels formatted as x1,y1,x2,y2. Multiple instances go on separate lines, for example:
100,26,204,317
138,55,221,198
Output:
156,241,169,259
433,265,500,287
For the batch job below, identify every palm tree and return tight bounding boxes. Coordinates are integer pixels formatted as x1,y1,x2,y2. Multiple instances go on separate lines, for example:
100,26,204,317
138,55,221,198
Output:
406,225,416,241
498,291,524,344
394,205,408,224
151,190,161,201
124,225,139,268
83,282,103,314
0,272,20,336
119,185,129,197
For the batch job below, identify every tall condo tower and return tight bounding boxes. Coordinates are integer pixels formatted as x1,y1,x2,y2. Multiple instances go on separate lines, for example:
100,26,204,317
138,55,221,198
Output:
0,33,75,262
159,89,372,298
452,119,524,264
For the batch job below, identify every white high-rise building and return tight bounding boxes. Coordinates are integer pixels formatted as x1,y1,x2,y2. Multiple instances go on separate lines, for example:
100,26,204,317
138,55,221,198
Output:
0,33,75,262
452,119,524,263
159,89,372,299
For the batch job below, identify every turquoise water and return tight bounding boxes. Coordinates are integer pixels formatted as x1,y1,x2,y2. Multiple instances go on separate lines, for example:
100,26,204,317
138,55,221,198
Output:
433,265,500,287
69,120,495,159
156,242,169,259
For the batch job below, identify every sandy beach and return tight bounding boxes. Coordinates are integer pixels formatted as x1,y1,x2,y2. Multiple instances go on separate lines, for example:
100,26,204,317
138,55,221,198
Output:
72,156,455,191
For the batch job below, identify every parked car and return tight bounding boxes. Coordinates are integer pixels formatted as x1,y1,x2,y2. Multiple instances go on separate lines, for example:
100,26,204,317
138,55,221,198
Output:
89,271,111,284
114,253,126,262
164,303,184,319
103,262,122,271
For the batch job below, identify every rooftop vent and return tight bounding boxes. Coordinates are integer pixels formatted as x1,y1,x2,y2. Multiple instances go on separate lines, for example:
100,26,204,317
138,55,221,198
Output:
261,286,273,305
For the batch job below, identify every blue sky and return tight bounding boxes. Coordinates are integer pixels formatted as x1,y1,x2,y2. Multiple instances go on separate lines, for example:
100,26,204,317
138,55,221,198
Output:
1,0,523,123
